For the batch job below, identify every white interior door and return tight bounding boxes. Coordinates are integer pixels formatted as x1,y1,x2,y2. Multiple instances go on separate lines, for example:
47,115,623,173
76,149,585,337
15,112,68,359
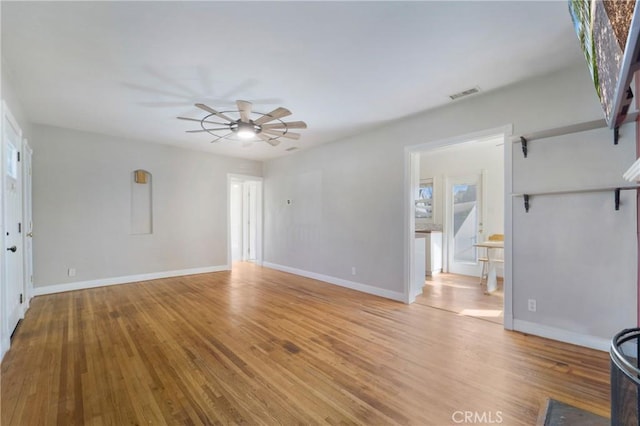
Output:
23,142,33,306
242,181,258,261
3,105,24,336
229,181,242,262
446,173,484,276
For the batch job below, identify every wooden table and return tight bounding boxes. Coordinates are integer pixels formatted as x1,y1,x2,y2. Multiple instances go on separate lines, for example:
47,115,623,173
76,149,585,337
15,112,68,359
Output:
473,241,504,293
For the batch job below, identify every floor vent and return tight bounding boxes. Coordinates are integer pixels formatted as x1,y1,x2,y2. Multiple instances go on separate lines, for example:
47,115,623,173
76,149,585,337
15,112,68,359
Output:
449,86,481,100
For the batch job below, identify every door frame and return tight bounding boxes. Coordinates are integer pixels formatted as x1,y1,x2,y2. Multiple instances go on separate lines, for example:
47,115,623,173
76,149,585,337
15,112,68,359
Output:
227,174,263,269
22,139,33,311
403,124,514,330
241,180,259,261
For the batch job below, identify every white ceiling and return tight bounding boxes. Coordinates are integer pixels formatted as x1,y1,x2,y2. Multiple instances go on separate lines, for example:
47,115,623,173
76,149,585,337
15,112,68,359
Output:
2,1,584,161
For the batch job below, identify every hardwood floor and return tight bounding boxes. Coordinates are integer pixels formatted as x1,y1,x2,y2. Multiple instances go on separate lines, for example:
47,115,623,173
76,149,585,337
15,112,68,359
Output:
2,263,609,425
418,273,504,325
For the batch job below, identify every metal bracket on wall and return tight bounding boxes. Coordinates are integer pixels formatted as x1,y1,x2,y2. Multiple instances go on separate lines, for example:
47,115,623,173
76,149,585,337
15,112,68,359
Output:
513,112,638,158
612,186,640,210
514,185,640,213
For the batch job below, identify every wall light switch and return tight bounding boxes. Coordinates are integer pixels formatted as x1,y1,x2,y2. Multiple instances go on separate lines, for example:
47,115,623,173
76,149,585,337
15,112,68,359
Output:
68,268,76,277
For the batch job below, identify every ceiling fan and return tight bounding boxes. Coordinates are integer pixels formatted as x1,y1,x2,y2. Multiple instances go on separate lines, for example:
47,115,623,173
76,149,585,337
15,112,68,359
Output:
177,100,307,146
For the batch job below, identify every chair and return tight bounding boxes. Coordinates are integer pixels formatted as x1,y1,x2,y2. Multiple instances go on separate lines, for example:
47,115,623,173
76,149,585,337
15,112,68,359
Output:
479,234,504,287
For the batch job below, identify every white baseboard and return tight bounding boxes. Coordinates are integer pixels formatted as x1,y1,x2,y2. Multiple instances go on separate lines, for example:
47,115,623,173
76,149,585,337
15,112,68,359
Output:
263,262,405,302
513,319,610,352
33,265,229,296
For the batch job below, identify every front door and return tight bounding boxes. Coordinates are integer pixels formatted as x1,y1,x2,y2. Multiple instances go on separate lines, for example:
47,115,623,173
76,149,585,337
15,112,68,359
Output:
3,105,24,335
446,173,484,276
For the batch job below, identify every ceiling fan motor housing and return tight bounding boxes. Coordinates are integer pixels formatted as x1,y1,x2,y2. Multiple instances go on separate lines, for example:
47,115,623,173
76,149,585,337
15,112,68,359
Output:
234,120,262,136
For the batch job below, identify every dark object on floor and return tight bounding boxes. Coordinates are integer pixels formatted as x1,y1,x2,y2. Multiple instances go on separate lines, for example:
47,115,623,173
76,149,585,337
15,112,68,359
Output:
611,328,640,425
538,399,608,426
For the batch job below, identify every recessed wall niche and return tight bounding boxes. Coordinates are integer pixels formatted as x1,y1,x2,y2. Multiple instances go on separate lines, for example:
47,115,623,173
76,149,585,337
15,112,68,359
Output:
131,169,152,234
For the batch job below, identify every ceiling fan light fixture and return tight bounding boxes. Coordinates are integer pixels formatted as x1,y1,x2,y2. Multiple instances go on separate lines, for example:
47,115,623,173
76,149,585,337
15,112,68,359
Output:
237,130,256,139
180,101,306,146
235,121,258,139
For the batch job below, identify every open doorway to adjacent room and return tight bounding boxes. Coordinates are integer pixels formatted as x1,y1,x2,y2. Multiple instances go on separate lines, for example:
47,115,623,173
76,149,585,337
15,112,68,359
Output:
409,131,507,325
228,174,263,270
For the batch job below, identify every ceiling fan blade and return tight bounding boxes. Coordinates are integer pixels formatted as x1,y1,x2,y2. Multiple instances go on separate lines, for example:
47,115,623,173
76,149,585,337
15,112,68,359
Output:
195,103,235,123
261,121,307,130
257,132,281,146
261,129,301,140
186,127,231,133
177,116,228,126
254,107,292,125
236,100,252,123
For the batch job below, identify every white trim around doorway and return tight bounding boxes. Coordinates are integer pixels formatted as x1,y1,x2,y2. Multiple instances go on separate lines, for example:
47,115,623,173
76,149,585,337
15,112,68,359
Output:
403,124,514,330
227,173,264,269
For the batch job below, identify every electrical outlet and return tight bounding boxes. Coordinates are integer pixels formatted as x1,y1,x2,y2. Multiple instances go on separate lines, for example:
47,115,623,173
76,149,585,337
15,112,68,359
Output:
351,267,356,276
286,199,292,205
68,268,76,277
528,299,537,312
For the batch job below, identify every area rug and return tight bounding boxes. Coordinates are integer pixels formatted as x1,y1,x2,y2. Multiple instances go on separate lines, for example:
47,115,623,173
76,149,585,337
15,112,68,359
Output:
538,398,608,426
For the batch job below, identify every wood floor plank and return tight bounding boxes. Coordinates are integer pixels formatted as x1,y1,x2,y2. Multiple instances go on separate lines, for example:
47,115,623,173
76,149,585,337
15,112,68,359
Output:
2,262,610,424
419,273,504,324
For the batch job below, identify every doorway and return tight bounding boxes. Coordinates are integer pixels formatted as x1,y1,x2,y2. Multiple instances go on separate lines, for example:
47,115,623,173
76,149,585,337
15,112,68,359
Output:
405,126,512,328
228,174,263,268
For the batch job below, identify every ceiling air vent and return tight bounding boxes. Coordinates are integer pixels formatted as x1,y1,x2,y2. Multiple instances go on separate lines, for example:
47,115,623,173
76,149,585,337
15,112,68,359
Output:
285,147,299,152
449,86,481,100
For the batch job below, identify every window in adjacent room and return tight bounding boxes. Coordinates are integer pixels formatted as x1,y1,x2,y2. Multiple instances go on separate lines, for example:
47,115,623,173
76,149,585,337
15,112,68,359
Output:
416,178,434,221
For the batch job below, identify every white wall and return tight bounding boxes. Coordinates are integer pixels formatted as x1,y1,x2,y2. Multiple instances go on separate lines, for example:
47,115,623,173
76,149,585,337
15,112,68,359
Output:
512,125,637,346
30,124,262,290
263,63,637,348
264,135,406,300
2,59,31,138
